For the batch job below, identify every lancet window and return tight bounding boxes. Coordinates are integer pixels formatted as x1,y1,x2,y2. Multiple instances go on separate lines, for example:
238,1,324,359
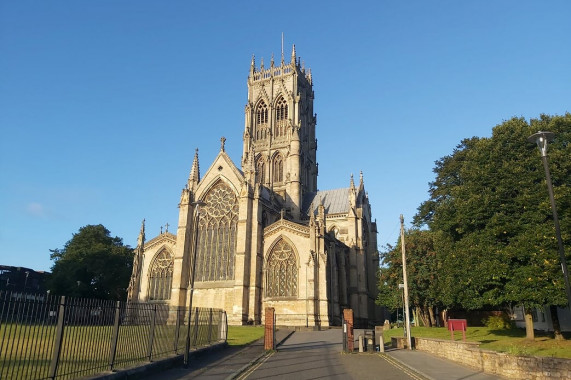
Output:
273,154,283,183
256,156,265,184
195,181,238,282
266,239,298,298
274,97,288,137
255,101,269,140
148,249,173,300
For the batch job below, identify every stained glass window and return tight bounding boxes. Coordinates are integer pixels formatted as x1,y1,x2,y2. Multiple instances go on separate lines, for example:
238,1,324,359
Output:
195,181,238,282
148,249,173,300
266,239,298,298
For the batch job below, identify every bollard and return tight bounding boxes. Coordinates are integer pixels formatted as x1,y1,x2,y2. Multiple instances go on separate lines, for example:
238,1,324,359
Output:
358,335,364,353
375,326,385,352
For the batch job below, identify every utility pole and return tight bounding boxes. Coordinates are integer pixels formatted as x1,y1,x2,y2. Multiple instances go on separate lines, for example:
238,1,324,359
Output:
400,215,412,350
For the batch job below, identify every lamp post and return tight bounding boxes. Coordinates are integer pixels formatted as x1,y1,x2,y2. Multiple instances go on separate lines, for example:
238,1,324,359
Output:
400,215,412,350
528,131,571,309
184,200,207,367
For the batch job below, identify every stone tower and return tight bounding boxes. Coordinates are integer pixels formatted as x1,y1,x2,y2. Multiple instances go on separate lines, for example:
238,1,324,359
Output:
242,45,317,220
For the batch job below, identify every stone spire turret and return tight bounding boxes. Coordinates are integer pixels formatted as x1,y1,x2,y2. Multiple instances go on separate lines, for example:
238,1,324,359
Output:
291,44,296,65
188,148,200,191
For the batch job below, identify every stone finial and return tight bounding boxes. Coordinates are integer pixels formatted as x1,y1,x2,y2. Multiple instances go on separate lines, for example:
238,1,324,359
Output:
220,136,226,152
165,222,170,233
350,173,355,189
137,219,145,246
251,54,255,69
260,57,264,70
188,148,200,186
291,44,296,65
359,170,364,186
280,208,286,219
270,53,274,68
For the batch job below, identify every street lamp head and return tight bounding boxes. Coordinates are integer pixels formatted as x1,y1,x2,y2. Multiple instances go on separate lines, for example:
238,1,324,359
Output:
528,131,555,157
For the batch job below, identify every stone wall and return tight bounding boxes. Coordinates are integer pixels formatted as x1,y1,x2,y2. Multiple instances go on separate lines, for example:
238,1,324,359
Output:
414,337,571,380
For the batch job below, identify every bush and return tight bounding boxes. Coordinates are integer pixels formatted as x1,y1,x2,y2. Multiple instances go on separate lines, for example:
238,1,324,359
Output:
483,314,513,329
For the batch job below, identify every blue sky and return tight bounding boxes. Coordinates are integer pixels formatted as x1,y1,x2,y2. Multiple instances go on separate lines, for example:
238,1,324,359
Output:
1,1,570,272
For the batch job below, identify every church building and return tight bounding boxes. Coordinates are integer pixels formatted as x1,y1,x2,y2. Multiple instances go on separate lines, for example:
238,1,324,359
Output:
127,46,380,327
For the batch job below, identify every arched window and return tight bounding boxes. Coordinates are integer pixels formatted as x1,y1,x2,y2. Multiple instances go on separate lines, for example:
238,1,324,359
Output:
266,239,297,298
274,97,288,137
148,249,173,300
195,181,239,282
256,101,269,140
256,156,265,184
257,101,268,124
273,154,283,183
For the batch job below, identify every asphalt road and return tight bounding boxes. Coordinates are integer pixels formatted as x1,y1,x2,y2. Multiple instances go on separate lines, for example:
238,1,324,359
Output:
239,329,422,380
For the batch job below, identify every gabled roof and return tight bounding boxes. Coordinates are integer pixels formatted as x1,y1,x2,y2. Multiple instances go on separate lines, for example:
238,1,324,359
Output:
302,188,351,216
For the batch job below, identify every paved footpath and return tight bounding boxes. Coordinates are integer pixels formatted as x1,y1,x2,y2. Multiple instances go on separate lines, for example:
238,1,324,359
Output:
139,329,504,380
239,329,504,380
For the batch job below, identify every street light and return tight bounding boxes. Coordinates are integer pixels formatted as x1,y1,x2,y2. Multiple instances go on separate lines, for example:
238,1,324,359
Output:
528,131,571,309
400,215,412,350
184,200,207,367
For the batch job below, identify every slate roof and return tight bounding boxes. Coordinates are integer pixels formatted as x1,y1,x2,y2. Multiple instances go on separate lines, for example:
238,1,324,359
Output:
302,188,351,216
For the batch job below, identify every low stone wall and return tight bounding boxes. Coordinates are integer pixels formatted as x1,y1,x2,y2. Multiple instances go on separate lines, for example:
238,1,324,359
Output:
414,337,571,380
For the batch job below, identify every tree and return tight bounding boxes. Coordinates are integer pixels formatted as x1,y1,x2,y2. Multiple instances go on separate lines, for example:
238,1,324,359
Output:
48,224,134,300
377,229,440,327
414,114,571,339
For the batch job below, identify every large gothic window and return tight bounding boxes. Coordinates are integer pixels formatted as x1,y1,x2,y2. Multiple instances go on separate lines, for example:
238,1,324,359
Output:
256,156,265,184
195,181,239,282
266,239,298,298
255,101,269,140
274,97,288,137
148,249,173,300
273,154,283,183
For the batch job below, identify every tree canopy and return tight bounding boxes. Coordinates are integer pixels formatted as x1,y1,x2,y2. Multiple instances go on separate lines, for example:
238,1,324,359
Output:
412,114,571,311
48,224,134,300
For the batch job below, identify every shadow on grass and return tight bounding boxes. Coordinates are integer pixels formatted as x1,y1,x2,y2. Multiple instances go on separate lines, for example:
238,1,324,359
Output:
487,328,526,338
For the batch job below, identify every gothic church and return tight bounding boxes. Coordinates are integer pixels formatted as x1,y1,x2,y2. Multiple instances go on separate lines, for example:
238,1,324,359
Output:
127,46,380,327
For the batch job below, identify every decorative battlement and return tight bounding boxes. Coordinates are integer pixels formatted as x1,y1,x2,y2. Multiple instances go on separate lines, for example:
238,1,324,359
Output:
249,44,312,85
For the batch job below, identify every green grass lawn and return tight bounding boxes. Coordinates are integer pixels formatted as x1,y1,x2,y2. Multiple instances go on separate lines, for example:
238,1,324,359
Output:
226,326,265,346
383,326,571,358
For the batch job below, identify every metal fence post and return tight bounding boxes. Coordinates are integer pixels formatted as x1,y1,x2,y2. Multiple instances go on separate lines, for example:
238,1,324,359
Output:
207,308,213,344
147,304,157,361
174,306,181,353
48,296,66,380
108,301,121,371
192,307,199,347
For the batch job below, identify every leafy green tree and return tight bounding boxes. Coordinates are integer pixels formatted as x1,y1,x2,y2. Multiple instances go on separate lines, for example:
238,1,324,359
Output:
377,229,440,326
414,114,571,339
48,224,134,300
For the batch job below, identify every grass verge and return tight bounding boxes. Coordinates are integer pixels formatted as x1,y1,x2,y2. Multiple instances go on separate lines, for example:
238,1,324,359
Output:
383,326,571,358
226,326,265,346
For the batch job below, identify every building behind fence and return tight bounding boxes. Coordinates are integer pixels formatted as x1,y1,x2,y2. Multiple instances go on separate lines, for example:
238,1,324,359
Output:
0,291,227,380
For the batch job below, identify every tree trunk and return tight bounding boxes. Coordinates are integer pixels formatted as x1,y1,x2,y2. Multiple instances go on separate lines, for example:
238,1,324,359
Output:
550,305,564,340
524,308,535,340
428,306,436,327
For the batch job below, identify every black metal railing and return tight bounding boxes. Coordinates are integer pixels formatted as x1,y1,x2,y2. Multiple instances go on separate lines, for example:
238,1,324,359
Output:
0,291,227,380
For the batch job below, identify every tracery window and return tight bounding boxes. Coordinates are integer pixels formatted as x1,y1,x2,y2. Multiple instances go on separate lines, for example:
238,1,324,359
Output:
273,154,283,183
256,156,265,184
195,181,238,282
148,249,173,300
266,239,298,298
255,101,269,140
257,101,268,124
274,97,288,137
